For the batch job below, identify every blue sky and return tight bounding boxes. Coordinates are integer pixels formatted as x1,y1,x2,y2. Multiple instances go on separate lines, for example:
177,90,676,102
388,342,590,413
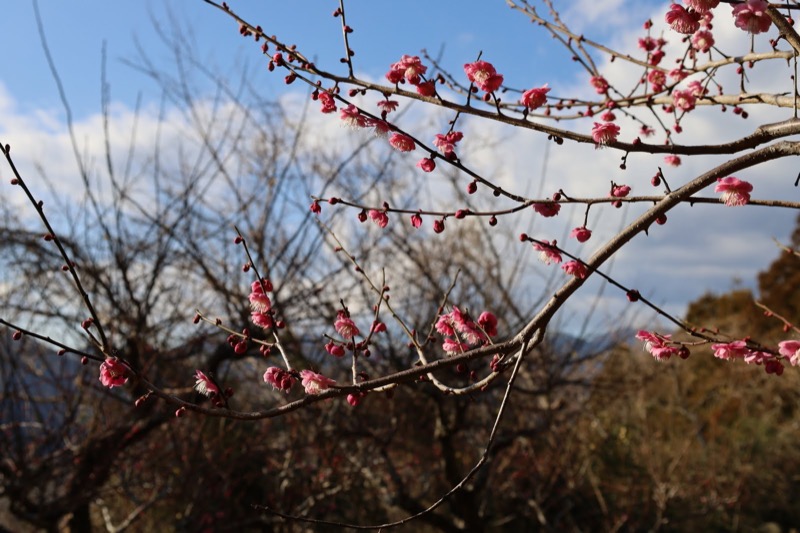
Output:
0,1,663,119
2,1,541,117
1,0,796,335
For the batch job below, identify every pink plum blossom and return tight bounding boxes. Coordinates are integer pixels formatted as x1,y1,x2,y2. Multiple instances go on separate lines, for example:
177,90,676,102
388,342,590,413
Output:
664,155,682,167
669,68,689,82
318,92,337,113
647,70,666,91
410,213,423,228
335,311,360,339
433,131,463,157
386,55,427,85
347,392,365,407
648,49,665,66
672,89,696,112
416,80,436,97
744,350,771,365
455,319,484,346
691,29,715,53
638,37,658,52
636,331,680,362
249,280,272,313
369,209,389,228
590,75,609,94
732,0,772,34
325,341,345,358
765,360,785,375
437,306,495,346
377,99,399,114
714,177,753,206
389,132,415,152
477,312,498,337
446,306,484,344
570,226,592,243
684,0,720,14
194,370,220,397
778,340,800,366
533,240,562,265
711,340,749,360
300,369,336,395
464,60,504,93
251,311,274,330
562,260,588,279
264,367,295,392
533,203,561,217
611,184,631,198
99,357,128,388
665,4,701,34
520,85,550,110
686,81,707,98
591,122,620,146
600,111,616,122
340,104,367,128
368,119,391,138
435,313,456,337
417,158,435,172
442,338,470,355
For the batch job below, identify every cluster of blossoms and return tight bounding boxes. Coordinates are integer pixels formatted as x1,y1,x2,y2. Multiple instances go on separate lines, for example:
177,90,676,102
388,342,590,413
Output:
386,54,436,96
310,57,434,160
264,310,386,406
264,366,338,397
525,236,593,280
654,0,773,136
665,0,771,37
369,209,389,228
433,131,464,159
249,280,273,329
710,340,784,374
637,331,798,375
436,307,498,355
263,366,296,392
327,55,466,177
635,331,689,362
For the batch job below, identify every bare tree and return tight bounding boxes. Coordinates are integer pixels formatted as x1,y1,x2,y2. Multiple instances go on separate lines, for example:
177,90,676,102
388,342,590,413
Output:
4,0,800,530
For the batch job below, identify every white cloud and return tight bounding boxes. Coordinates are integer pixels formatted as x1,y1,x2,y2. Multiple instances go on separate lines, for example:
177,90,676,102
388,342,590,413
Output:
2,0,798,343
